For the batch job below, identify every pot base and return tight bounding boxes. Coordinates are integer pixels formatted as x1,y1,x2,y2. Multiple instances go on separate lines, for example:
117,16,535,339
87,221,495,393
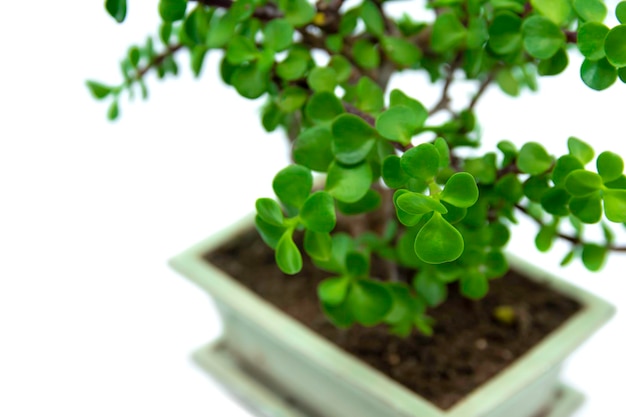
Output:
192,340,584,417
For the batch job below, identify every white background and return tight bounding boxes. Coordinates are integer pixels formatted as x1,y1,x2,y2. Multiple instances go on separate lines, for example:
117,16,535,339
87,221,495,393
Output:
1,1,625,416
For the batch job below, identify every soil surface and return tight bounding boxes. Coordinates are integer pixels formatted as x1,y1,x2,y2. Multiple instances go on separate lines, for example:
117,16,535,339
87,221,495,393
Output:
205,228,581,410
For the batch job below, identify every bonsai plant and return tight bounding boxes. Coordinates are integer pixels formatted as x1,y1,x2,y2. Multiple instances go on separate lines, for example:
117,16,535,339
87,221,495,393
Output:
91,0,623,415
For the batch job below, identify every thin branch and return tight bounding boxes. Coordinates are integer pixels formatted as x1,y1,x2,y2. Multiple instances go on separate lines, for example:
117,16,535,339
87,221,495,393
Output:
191,0,283,20
428,54,461,116
136,43,183,79
468,71,495,111
514,204,626,252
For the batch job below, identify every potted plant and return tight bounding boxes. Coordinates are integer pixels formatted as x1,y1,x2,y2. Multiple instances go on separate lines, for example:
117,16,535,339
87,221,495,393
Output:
90,0,624,415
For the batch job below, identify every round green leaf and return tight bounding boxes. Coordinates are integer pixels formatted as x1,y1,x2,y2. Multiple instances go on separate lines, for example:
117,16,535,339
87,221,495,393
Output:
263,19,294,52
255,198,284,226
389,90,428,128
105,0,127,23
318,276,351,305
431,12,467,53
568,137,595,165
393,190,424,227
336,189,382,215
346,279,393,326
304,230,333,261
495,173,524,203
277,86,308,112
570,193,603,223
517,142,553,175
307,67,337,93
273,164,313,208
381,36,422,66
300,191,336,233
231,63,269,99
356,77,384,113
617,1,626,23
460,270,488,299
332,114,377,165
276,232,303,274
276,48,311,80
488,12,523,55
401,143,440,180
573,0,607,22
538,47,569,76
553,155,584,185
352,39,380,70
305,92,344,123
255,215,286,249
532,0,572,25
376,106,420,145
541,187,571,216
581,57,618,90
281,0,316,27
396,192,448,215
535,225,556,252
578,22,609,60
226,36,259,65
440,172,479,208
523,175,550,201
414,212,464,264
329,55,352,83
565,169,603,196
604,25,626,67
603,189,626,222
414,271,447,307
582,243,607,271
159,0,187,22
326,161,373,203
382,155,409,188
360,0,384,37
597,151,624,182
293,126,334,172
522,16,565,60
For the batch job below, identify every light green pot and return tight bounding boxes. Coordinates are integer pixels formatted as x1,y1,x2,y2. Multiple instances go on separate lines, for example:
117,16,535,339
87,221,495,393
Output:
170,214,615,417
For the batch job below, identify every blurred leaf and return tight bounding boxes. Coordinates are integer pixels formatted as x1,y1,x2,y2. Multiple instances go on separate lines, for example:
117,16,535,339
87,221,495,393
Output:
360,0,384,37
305,91,344,123
603,189,626,222
578,22,609,60
159,0,187,22
332,114,377,165
431,12,467,53
256,198,284,226
273,164,313,208
597,151,624,182
581,57,617,90
522,16,565,59
565,170,603,196
517,142,553,175
318,276,351,305
570,193,603,223
293,126,334,172
263,19,294,52
276,232,303,274
346,279,393,326
573,0,607,22
300,191,336,233
304,230,333,261
460,270,488,299
604,25,626,67
106,0,127,23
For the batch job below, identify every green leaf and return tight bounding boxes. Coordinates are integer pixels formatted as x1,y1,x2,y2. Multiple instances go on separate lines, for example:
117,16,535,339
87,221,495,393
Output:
535,225,556,252
305,91,344,123
523,175,550,201
226,36,259,65
276,47,311,80
107,100,120,121
159,0,187,22
517,142,553,175
263,19,294,52
573,0,607,22
538,47,569,76
276,232,303,274
336,189,382,215
467,16,489,48
390,89,428,124
570,193,603,223
381,36,422,66
273,165,313,208
280,0,316,27
393,190,424,226
498,140,518,166
532,0,572,25
401,143,440,180
207,12,237,48
565,170,603,196
318,276,351,305
604,25,626,67
396,192,448,215
553,155,584,186
522,16,565,60
581,57,618,90
440,172,479,208
345,252,369,277
568,137,595,165
488,12,523,55
582,243,607,271
255,198,284,226
255,215,286,249
541,187,571,216
415,212,464,264
326,34,343,53
184,6,210,45
496,68,520,96
356,77,384,113
191,46,209,76
414,271,447,307
277,86,308,112
347,279,393,326
434,138,451,169
300,191,336,233
495,173,524,203
304,229,333,261
326,161,373,203
332,114,377,165
352,39,380,69
375,106,420,145
105,0,127,23
360,0,384,37
86,81,113,99
307,67,337,93
329,55,352,83
460,271,488,299
578,23,609,60
382,155,409,188
231,63,269,99
617,1,626,24
431,12,467,53
597,151,624,182
603,189,626,222
293,126,334,172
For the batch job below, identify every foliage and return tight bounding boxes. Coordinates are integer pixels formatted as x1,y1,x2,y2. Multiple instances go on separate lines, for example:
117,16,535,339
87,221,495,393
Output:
92,0,626,337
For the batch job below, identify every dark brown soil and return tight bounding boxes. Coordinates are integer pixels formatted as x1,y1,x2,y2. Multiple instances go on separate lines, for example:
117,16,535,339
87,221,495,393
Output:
205,228,581,410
